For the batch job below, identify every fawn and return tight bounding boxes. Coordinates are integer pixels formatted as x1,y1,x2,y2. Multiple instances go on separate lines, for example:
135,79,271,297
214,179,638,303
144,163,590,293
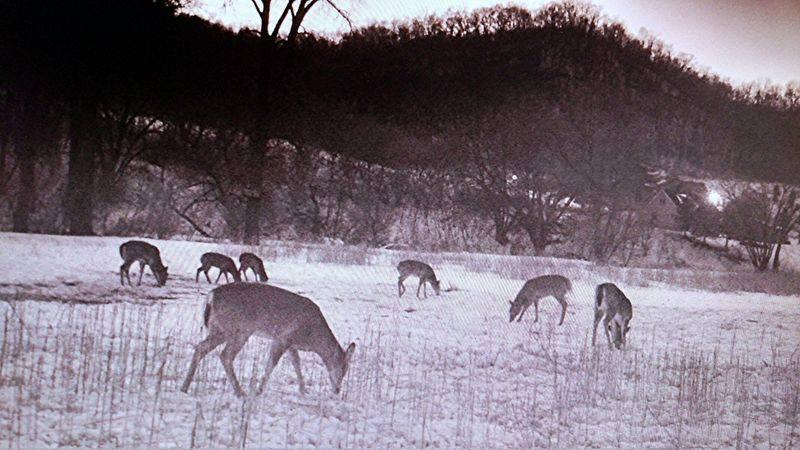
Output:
119,240,168,287
508,275,571,325
592,283,633,350
239,252,269,282
397,260,441,299
196,252,241,284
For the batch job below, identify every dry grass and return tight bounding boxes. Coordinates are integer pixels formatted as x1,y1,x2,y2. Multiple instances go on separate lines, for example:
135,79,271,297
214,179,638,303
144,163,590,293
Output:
243,240,800,296
0,295,798,448
1,233,798,447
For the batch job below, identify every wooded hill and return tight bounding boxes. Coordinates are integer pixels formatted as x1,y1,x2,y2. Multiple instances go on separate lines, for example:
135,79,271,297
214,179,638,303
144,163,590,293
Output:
2,1,798,264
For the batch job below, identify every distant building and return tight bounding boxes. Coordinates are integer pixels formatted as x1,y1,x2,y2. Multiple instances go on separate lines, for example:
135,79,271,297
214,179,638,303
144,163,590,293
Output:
643,188,682,230
642,180,708,231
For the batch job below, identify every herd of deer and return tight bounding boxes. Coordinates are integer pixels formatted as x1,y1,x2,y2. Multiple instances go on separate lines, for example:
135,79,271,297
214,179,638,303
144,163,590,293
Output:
119,239,633,398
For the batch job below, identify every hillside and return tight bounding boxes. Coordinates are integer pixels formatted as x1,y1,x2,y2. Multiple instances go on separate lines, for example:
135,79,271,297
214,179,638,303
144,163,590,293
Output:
2,1,798,257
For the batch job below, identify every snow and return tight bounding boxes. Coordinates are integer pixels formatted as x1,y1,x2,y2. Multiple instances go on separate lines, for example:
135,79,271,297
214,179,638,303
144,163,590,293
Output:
0,232,798,448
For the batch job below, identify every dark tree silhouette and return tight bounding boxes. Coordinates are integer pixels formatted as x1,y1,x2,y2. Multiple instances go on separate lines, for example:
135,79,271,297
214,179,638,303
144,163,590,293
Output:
723,185,800,271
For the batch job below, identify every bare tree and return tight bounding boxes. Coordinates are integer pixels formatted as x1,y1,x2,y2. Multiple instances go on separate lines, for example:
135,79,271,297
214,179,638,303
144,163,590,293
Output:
447,103,576,253
551,83,656,263
239,0,354,244
723,185,800,271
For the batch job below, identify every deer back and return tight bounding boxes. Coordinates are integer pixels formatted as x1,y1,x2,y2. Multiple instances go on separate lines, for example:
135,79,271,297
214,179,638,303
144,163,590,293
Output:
202,252,237,271
206,283,339,353
520,275,571,300
398,260,436,280
596,283,632,319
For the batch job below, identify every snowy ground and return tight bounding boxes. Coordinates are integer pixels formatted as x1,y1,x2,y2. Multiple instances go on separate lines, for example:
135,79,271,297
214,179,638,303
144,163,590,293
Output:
0,232,798,448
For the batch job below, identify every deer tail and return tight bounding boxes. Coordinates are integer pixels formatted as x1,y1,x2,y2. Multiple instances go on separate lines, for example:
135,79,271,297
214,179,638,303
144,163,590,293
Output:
595,284,604,309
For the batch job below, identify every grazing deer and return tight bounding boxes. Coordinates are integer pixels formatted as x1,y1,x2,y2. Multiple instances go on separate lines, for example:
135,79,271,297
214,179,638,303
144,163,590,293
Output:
592,283,633,350
196,252,241,284
508,275,571,325
239,252,269,282
397,260,441,299
180,283,356,397
119,240,168,287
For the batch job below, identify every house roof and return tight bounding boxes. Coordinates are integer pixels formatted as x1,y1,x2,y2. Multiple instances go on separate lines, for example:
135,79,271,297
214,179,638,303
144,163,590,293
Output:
646,188,681,209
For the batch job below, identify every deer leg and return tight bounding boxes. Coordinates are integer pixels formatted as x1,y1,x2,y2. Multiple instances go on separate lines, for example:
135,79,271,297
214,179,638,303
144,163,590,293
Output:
398,276,406,297
603,316,614,350
149,265,162,286
219,333,250,397
120,262,131,286
214,270,223,284
257,341,288,395
592,310,604,346
619,321,627,348
288,349,306,394
204,268,212,283
224,271,230,283
195,267,203,283
533,298,540,323
137,262,146,286
241,268,248,282
416,281,423,299
516,301,529,322
181,333,225,393
557,295,568,325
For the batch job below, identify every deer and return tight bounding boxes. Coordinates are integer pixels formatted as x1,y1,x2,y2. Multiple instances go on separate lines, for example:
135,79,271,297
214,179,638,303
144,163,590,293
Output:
196,252,241,284
119,240,168,287
397,259,441,299
508,275,571,325
180,283,356,397
592,283,633,350
239,252,269,283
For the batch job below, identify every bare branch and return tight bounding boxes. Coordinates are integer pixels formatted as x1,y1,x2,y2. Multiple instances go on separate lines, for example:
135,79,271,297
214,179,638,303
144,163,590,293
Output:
325,0,353,30
170,204,213,238
249,0,263,16
271,0,296,40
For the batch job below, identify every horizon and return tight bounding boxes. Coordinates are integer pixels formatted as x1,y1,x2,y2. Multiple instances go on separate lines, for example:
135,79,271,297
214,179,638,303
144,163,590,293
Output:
190,0,800,87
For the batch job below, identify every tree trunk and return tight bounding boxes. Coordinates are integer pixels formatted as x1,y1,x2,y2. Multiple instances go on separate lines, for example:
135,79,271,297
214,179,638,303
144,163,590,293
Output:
12,145,36,232
493,222,510,246
525,225,548,256
242,194,263,244
64,100,98,235
242,134,267,245
241,28,280,245
772,242,782,271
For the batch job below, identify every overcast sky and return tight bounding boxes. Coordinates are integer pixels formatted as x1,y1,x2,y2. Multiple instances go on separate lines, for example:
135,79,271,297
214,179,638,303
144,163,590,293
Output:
191,0,800,86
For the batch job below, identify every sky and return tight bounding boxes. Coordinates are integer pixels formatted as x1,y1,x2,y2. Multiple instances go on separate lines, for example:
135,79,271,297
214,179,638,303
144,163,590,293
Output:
190,0,800,86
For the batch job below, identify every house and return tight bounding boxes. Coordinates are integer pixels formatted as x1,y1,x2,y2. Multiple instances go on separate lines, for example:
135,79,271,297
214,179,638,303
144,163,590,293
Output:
643,188,681,230
642,181,708,230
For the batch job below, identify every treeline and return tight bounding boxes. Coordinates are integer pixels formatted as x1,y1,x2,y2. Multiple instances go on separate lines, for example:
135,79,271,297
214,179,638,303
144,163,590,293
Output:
1,1,798,263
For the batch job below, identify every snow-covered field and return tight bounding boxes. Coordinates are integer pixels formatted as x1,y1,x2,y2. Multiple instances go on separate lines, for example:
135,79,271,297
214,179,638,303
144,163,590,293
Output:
0,232,798,448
